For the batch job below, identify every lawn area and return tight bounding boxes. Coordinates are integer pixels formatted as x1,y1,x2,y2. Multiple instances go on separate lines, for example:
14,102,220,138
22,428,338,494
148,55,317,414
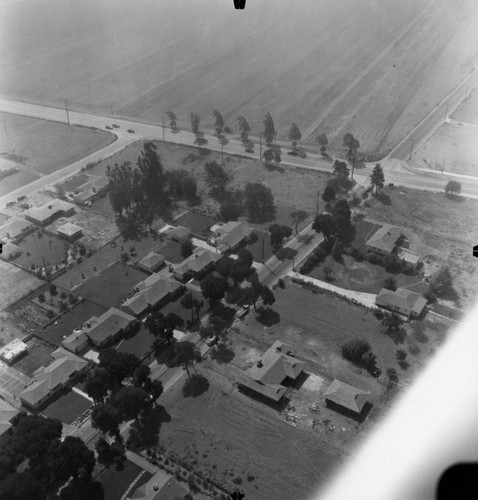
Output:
98,459,152,500
117,325,155,360
42,389,91,424
0,113,115,176
236,278,425,388
174,210,218,239
158,365,342,500
74,262,148,309
0,260,42,311
15,231,69,269
56,173,90,192
364,185,478,309
243,231,274,263
13,337,55,377
39,299,106,346
159,289,208,326
308,254,422,295
90,194,115,217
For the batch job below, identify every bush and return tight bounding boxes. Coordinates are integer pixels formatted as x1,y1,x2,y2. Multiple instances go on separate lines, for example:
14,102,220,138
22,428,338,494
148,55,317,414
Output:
383,254,402,273
351,247,366,262
59,300,68,313
49,284,58,296
46,309,55,319
220,201,242,221
383,276,397,291
342,339,372,364
38,292,45,303
423,290,437,303
120,251,129,263
367,252,383,266
277,278,285,288
373,308,384,320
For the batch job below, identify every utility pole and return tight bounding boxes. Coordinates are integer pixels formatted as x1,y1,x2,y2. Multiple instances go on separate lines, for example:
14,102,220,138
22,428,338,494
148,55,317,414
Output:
259,132,262,162
162,115,165,142
408,138,414,161
65,100,70,126
261,234,265,263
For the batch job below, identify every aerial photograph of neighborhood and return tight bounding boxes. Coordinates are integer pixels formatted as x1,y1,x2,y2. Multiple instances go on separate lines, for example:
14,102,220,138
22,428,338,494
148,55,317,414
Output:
0,0,477,499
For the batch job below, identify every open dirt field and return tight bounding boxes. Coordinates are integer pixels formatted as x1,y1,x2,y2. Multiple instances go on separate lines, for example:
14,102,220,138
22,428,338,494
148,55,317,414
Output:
364,186,478,310
0,260,42,311
0,112,115,196
415,121,478,176
2,0,477,156
159,365,343,500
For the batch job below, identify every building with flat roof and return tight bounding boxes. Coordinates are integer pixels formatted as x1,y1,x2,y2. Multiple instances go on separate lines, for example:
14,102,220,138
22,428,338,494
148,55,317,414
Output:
121,275,183,317
0,218,34,244
57,222,83,241
173,249,222,282
324,379,370,420
83,308,137,348
24,199,75,226
137,252,166,273
0,339,28,365
376,287,427,318
19,348,87,410
238,341,306,404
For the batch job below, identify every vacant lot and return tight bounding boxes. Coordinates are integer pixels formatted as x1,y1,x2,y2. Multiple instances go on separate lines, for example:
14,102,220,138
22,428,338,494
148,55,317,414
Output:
0,113,114,188
238,278,425,386
159,365,342,500
75,262,147,309
416,121,478,176
2,0,477,156
364,186,478,310
42,389,92,424
0,260,42,311
452,88,478,126
82,140,328,230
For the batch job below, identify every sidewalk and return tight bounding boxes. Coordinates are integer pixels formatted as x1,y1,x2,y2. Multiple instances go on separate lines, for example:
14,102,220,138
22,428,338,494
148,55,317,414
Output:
288,271,378,309
406,159,478,181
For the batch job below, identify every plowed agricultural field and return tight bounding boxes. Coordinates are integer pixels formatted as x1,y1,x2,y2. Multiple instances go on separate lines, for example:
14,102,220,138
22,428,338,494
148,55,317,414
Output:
1,0,477,156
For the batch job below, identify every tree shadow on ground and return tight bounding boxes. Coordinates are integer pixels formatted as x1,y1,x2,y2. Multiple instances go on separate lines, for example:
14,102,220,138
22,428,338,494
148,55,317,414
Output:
338,224,356,247
376,193,392,205
225,285,250,305
209,343,235,364
440,286,461,305
264,163,285,174
209,302,236,327
182,374,209,397
256,306,280,326
128,405,171,450
445,194,466,202
275,247,298,261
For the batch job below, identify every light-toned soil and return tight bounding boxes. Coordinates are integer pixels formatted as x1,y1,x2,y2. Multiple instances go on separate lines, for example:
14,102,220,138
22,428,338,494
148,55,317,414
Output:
0,260,42,311
0,113,115,192
452,89,478,126
158,364,343,500
415,121,478,176
364,186,478,310
2,0,477,156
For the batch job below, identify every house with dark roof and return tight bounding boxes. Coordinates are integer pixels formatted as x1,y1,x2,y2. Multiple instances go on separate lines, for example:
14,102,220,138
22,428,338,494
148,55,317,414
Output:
83,308,137,347
166,225,191,243
366,224,404,255
238,341,306,404
324,379,370,420
208,221,255,253
19,348,88,410
376,287,428,318
137,252,165,273
62,329,90,355
121,275,183,317
173,249,222,282
0,218,34,243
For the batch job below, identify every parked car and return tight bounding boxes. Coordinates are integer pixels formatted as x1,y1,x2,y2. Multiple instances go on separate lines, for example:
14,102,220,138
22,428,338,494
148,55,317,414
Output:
112,124,120,128
245,147,254,153
206,335,219,347
127,128,135,133
105,125,113,130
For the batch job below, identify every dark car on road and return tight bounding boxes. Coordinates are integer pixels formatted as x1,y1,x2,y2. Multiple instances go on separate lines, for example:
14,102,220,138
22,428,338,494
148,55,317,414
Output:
127,128,135,133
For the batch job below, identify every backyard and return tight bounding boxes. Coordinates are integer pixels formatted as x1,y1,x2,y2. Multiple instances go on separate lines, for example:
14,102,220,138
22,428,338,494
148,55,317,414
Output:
13,337,55,378
42,388,92,424
15,231,70,269
74,262,148,309
174,210,218,239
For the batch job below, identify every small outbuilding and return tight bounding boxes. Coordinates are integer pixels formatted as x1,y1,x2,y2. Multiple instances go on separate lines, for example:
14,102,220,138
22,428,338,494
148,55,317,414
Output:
57,222,83,241
137,251,165,273
324,379,371,420
167,225,192,243
62,329,90,355
0,339,28,365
